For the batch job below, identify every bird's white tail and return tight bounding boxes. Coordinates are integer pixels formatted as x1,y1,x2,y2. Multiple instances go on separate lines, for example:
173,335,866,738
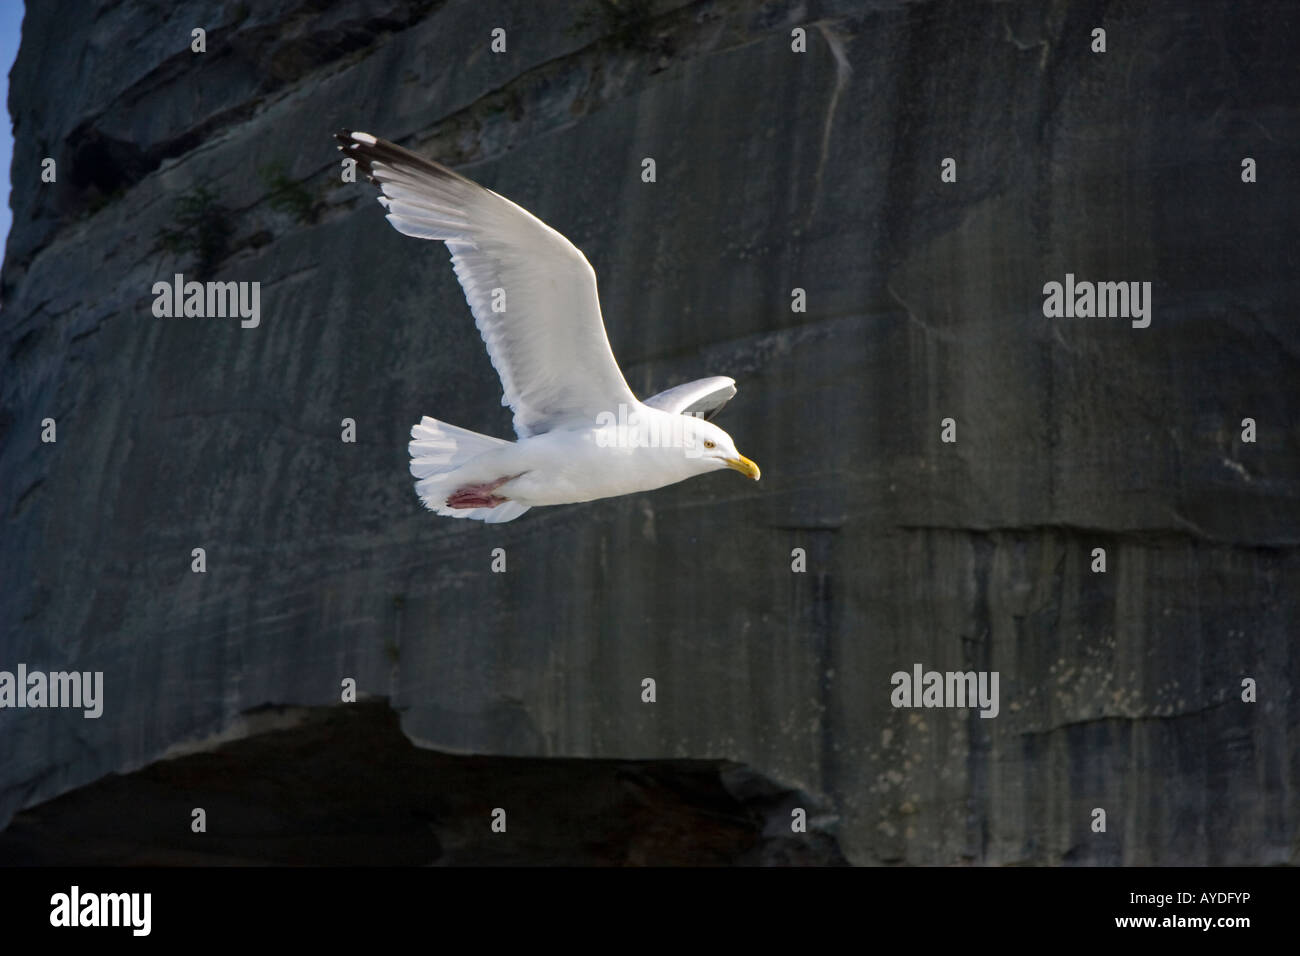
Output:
408,416,531,523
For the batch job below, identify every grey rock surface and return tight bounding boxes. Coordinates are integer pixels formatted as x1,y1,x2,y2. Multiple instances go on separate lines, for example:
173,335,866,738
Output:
0,0,1297,864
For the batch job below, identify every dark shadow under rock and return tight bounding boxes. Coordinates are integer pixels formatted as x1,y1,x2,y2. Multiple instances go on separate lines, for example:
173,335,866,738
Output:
0,700,847,866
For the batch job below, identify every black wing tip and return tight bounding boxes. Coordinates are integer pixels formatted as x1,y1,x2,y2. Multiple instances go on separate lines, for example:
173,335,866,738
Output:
331,128,479,189
333,129,382,185
334,128,376,154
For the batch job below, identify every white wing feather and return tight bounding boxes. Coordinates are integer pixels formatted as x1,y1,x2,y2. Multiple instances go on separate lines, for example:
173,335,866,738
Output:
337,130,638,438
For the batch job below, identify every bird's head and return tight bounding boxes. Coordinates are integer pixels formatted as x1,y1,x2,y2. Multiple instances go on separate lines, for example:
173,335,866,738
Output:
683,416,760,481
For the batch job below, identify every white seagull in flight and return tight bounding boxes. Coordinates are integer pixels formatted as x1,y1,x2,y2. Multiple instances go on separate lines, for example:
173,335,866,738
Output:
336,130,760,523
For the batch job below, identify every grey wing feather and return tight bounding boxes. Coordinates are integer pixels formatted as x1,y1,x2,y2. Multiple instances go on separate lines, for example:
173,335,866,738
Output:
642,376,737,420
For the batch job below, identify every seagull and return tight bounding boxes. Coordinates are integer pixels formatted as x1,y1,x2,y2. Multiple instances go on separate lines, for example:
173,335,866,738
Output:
335,130,760,523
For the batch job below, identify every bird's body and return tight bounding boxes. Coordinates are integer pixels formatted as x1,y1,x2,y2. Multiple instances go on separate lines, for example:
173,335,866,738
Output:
336,130,759,522
434,406,719,506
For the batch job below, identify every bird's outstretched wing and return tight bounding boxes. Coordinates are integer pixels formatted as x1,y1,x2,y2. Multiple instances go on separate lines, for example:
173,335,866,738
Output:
642,376,737,420
336,129,638,438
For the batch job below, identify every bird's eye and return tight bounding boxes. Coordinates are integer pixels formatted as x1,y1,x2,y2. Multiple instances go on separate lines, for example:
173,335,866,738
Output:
703,440,716,449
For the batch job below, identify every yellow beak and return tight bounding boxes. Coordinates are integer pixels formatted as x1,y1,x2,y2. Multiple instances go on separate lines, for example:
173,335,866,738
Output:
725,454,761,481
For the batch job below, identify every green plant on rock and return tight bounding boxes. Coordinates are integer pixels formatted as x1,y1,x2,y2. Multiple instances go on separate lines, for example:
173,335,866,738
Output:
569,0,658,52
259,161,318,224
85,185,126,218
155,184,232,276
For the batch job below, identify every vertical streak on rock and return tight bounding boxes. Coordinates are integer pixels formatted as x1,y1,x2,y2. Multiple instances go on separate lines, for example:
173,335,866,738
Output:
806,529,837,803
806,21,853,228
965,532,996,860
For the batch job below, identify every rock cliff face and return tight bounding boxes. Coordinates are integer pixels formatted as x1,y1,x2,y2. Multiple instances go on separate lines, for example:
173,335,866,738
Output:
1,0,1296,865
